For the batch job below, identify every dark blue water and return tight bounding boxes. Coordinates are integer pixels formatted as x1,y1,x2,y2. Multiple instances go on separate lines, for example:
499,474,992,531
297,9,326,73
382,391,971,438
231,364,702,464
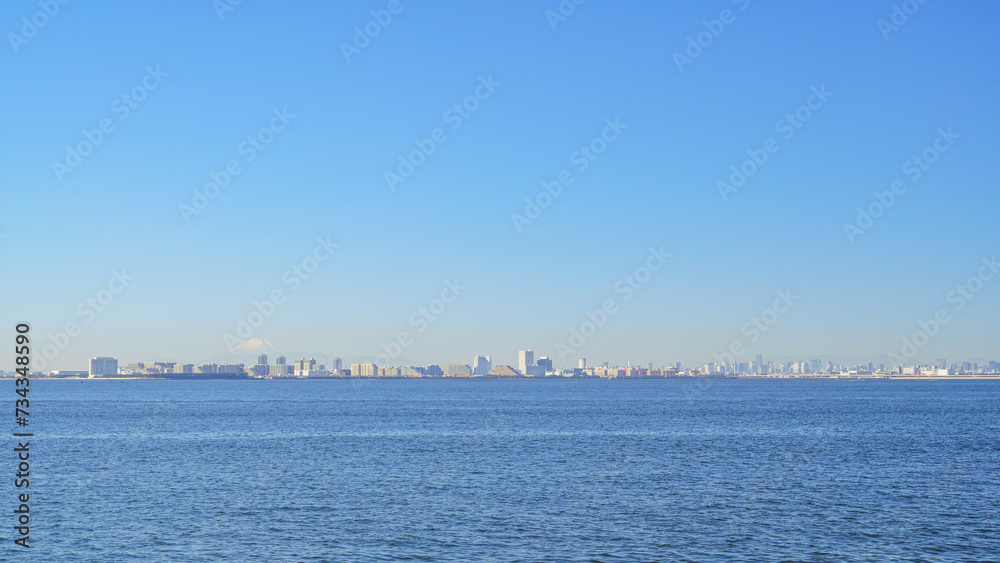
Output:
5,379,1000,562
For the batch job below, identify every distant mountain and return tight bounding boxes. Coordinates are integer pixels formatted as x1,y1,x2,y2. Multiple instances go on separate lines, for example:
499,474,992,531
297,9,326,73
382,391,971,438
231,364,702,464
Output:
232,338,278,354
205,338,282,365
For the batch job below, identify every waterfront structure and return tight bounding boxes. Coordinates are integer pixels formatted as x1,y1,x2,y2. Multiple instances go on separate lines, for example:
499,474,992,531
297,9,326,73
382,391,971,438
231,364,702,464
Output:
443,364,472,377
268,364,289,376
294,359,317,375
538,356,554,373
518,350,533,376
49,370,89,377
351,363,378,377
89,357,119,377
473,355,492,376
251,357,268,377
489,365,519,377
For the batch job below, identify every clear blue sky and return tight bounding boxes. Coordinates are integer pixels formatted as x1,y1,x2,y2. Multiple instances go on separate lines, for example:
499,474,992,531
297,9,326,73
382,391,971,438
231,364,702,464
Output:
2,0,998,370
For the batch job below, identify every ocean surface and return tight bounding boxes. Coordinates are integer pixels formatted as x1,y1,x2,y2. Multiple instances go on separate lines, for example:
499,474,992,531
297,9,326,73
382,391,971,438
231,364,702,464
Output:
4,379,1000,562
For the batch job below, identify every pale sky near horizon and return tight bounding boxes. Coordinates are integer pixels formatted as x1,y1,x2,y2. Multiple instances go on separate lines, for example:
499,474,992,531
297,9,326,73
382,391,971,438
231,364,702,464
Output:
2,0,998,371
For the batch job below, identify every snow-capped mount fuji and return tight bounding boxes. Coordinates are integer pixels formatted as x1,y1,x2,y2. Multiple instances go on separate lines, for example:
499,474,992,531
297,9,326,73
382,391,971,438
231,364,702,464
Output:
208,338,284,365
232,338,278,355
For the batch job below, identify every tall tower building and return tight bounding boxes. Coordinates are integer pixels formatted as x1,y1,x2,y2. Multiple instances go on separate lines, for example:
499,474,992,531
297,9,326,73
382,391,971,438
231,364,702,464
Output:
537,356,553,373
518,350,534,376
579,358,587,369
294,358,317,375
276,356,286,365
257,354,268,366
473,355,492,376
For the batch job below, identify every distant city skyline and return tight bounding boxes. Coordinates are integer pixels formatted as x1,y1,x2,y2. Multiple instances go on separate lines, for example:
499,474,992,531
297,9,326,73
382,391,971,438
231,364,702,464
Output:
14,345,1000,379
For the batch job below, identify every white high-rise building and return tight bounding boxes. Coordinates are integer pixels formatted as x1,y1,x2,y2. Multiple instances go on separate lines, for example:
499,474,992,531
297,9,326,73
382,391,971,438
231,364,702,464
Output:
578,358,586,369
350,363,377,377
473,355,492,376
518,350,534,376
294,358,316,375
89,357,119,377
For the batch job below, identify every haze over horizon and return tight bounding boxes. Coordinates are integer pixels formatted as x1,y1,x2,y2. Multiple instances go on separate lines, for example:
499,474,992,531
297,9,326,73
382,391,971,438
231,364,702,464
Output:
3,1,998,371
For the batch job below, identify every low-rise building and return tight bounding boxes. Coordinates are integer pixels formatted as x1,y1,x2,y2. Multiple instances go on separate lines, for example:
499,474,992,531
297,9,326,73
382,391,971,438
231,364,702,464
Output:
489,365,519,377
443,364,471,377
